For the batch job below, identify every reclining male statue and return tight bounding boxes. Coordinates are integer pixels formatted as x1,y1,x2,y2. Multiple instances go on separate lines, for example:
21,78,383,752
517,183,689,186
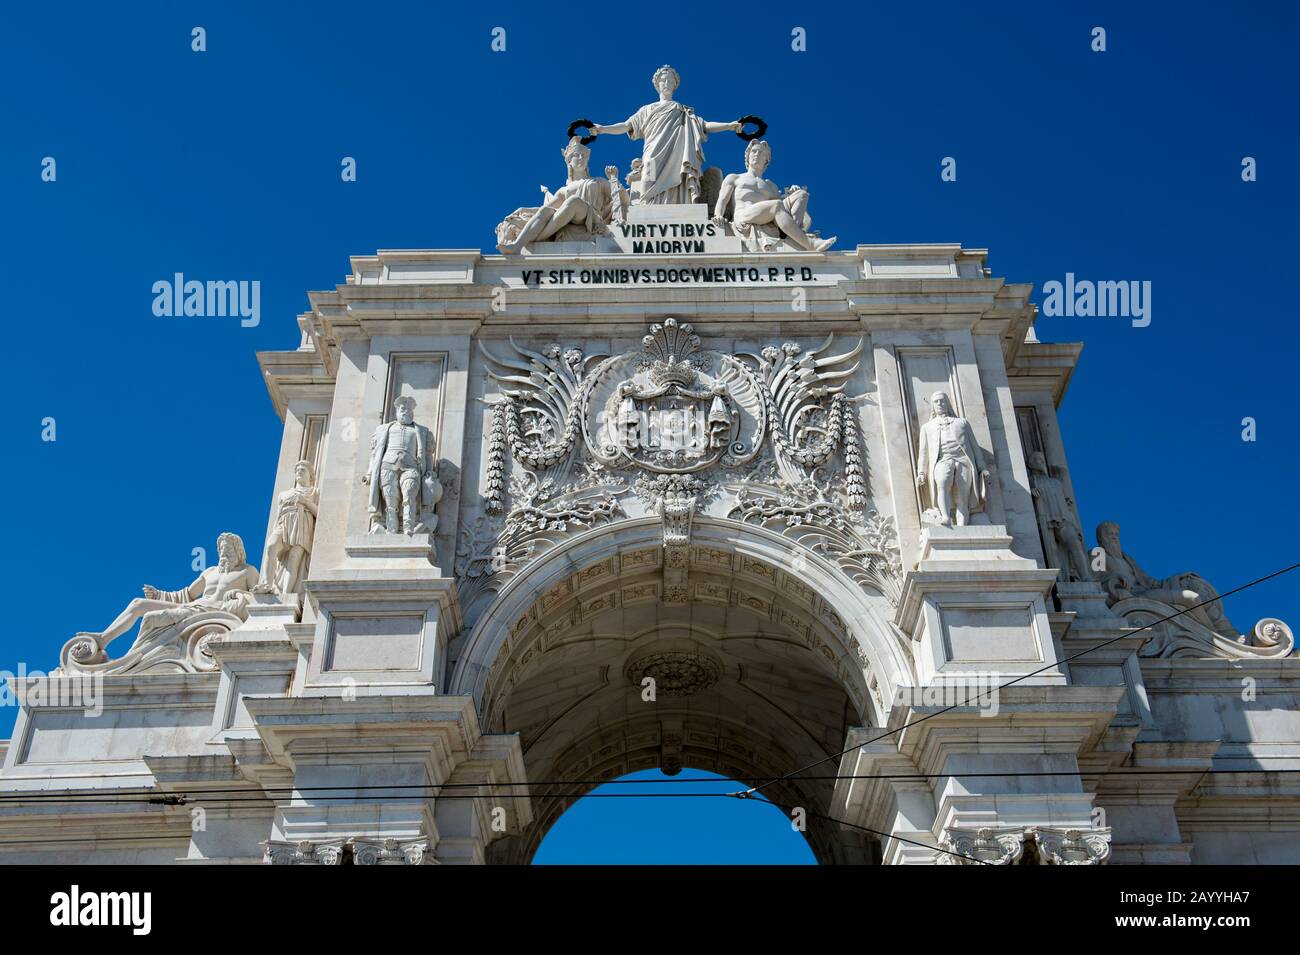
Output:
69,531,259,666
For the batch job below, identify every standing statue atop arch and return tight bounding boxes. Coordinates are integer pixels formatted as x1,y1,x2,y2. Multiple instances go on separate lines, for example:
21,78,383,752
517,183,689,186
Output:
916,392,989,527
587,65,747,205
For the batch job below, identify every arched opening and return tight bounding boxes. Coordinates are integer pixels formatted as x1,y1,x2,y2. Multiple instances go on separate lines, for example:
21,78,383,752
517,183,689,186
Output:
531,769,817,864
451,518,907,865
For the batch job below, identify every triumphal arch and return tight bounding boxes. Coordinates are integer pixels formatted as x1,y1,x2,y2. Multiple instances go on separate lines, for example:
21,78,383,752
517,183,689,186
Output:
3,67,1297,865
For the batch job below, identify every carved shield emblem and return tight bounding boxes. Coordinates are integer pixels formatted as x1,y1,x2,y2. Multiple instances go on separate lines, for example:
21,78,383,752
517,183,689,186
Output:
584,319,763,473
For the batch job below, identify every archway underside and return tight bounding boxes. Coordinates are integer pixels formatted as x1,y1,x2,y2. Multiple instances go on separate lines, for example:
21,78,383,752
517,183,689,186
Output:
471,543,885,864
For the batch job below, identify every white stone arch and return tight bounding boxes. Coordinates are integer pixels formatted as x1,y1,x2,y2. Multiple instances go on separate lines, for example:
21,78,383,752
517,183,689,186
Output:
448,516,912,725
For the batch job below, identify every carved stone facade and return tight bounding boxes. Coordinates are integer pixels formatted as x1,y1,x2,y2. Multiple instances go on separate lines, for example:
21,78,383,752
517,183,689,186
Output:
2,76,1297,866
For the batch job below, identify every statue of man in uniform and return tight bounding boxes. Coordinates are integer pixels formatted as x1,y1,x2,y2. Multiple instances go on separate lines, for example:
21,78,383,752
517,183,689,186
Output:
588,65,745,205
916,392,989,527
363,396,442,535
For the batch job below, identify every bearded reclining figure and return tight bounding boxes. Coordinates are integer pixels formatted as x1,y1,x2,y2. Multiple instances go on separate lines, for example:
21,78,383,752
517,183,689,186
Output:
63,531,259,672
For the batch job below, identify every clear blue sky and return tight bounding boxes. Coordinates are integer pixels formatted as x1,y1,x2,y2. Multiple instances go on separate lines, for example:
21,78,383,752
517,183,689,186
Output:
1,2,1297,863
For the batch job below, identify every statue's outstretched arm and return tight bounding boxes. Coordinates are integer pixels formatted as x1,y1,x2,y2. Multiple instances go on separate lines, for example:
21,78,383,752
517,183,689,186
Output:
591,121,631,136
703,119,742,134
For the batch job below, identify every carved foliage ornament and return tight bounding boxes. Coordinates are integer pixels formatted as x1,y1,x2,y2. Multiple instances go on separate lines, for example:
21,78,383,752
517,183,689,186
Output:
455,467,625,615
1034,827,1112,866
726,478,902,605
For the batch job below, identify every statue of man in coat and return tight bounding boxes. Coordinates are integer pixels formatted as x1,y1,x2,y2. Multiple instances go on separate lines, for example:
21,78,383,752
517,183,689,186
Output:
363,396,442,535
916,391,989,527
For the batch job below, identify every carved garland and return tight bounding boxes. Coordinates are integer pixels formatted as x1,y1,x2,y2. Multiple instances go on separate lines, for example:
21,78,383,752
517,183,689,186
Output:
498,388,587,470
841,409,866,508
484,402,508,514
765,378,845,468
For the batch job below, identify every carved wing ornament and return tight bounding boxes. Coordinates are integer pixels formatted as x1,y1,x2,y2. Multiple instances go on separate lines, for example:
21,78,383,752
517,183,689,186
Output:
477,338,611,474
738,333,867,506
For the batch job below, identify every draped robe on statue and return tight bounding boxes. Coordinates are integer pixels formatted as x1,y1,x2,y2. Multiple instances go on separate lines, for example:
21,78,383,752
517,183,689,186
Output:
626,101,708,204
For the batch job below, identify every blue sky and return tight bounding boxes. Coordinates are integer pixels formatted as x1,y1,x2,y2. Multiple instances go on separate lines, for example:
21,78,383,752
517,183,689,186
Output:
532,770,815,865
1,2,1297,863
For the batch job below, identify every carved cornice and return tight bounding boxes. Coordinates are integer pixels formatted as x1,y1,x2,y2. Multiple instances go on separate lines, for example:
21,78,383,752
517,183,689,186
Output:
256,347,335,419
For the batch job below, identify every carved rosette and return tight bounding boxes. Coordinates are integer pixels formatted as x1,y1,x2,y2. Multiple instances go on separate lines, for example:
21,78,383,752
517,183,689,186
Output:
625,650,722,697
